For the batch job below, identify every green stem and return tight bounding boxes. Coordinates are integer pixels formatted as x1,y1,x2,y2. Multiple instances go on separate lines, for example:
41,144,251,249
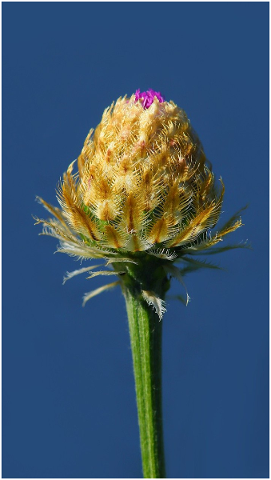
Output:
123,285,166,478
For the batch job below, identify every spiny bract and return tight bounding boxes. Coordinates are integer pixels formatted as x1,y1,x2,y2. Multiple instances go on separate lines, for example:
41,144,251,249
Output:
35,90,245,318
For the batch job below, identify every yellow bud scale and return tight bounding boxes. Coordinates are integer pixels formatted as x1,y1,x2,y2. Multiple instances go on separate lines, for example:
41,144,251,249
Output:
35,91,243,311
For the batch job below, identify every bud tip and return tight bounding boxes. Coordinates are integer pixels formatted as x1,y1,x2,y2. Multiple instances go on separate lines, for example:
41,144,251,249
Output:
134,89,165,109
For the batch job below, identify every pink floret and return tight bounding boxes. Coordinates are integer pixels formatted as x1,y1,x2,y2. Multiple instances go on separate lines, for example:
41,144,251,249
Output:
134,89,165,109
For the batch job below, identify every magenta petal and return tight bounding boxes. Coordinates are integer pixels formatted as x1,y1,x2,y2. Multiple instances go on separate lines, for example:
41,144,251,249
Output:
134,88,165,109
135,89,141,101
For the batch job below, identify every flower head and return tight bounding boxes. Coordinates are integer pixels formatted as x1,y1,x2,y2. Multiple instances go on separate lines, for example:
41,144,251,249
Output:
35,91,245,317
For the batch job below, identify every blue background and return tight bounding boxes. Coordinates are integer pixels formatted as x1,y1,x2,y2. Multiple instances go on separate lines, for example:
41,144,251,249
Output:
3,2,269,478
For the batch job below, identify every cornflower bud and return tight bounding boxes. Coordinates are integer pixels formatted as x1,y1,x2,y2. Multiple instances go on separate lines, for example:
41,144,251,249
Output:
35,89,244,318
35,89,247,478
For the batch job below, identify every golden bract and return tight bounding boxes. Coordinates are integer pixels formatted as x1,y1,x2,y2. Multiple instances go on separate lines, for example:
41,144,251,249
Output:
35,91,244,313
50,94,235,254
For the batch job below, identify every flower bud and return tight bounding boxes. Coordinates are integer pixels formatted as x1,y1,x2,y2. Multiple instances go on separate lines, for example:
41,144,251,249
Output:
35,90,244,314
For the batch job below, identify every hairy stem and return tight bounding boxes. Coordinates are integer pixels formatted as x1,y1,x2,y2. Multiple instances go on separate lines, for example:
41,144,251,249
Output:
122,285,166,478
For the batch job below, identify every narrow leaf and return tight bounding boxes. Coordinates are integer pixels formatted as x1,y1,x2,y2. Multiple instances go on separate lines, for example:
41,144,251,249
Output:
83,280,120,306
63,264,104,284
86,270,124,279
178,256,223,276
163,264,190,305
141,290,166,321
